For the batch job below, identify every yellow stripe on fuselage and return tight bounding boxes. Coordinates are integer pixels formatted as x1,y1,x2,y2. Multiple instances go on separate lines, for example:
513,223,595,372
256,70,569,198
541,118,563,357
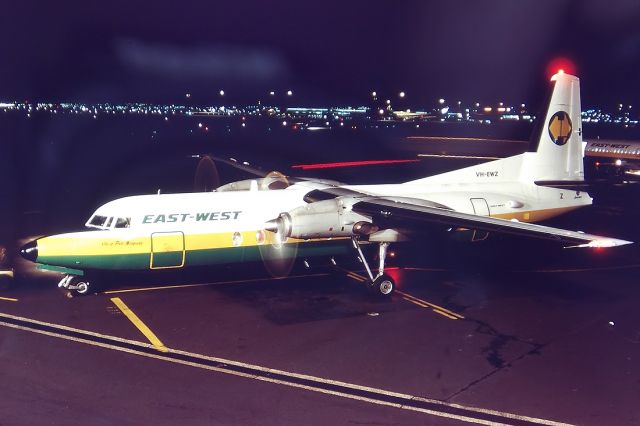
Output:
37,230,326,257
491,205,582,222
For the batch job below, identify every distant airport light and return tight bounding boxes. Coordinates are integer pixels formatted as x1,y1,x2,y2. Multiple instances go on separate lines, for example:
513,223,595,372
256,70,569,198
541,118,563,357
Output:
185,93,191,98
198,122,203,128
379,109,384,115
484,107,492,112
219,90,225,96
386,99,391,105
269,91,275,96
287,90,293,96
282,121,287,126
615,159,622,166
371,91,377,97
399,91,405,98
438,98,445,105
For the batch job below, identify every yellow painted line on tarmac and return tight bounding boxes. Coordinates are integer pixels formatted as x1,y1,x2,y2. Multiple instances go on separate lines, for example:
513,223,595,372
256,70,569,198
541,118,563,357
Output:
110,297,168,353
432,309,460,320
402,296,429,308
0,312,573,426
396,290,465,320
341,268,465,321
103,273,331,295
0,296,18,302
346,273,366,282
402,296,458,319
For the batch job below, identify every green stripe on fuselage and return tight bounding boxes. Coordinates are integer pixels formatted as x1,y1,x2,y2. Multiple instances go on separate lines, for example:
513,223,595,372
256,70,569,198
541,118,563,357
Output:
37,240,350,271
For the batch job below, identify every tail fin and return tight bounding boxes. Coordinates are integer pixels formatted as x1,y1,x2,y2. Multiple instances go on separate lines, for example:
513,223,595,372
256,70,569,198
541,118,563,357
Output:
404,71,584,186
523,71,584,182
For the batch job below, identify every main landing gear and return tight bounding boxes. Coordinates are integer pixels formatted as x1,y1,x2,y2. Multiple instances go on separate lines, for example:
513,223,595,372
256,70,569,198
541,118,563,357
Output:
351,237,395,297
58,275,93,298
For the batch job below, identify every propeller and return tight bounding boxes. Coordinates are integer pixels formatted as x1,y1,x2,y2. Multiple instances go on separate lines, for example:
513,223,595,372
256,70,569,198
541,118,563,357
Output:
193,155,220,192
259,213,298,278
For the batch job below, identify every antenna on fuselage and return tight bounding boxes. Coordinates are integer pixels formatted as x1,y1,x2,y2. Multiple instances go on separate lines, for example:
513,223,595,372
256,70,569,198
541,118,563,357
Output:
157,189,161,195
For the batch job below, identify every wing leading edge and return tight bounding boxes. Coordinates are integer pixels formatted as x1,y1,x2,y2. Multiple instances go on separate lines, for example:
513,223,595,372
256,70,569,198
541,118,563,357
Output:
351,197,632,248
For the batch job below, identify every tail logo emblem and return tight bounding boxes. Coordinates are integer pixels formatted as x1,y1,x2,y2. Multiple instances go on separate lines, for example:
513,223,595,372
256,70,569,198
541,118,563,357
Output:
548,111,572,146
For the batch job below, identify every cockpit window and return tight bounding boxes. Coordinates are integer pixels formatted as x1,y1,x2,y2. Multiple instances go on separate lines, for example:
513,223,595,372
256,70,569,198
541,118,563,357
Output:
88,215,109,227
105,217,113,228
115,217,131,228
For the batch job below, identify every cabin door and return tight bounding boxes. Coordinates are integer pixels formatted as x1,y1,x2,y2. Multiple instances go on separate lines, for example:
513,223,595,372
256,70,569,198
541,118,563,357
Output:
150,231,185,269
470,198,490,242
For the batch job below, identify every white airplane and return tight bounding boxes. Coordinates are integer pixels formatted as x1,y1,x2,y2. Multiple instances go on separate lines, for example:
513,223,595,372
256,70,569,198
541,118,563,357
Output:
20,71,632,296
585,139,640,176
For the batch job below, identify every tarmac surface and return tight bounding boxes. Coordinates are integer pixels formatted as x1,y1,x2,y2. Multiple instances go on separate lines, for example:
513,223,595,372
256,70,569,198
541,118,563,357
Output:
2,139,640,425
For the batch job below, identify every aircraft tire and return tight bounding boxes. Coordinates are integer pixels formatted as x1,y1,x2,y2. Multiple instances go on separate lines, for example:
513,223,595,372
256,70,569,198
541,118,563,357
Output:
371,274,395,297
67,276,93,297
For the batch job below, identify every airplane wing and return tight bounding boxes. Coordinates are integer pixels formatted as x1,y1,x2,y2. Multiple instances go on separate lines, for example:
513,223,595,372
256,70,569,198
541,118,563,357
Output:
351,197,632,248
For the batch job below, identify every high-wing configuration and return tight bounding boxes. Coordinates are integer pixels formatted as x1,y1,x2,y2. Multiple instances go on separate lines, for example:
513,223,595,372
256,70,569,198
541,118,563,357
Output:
20,72,632,297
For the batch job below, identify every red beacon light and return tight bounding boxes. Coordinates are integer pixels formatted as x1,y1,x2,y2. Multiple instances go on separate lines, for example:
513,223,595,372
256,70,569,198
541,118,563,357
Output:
551,69,566,81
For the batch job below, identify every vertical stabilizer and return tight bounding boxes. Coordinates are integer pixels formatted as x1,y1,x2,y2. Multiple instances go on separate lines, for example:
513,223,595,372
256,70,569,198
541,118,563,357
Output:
403,71,585,186
522,71,584,182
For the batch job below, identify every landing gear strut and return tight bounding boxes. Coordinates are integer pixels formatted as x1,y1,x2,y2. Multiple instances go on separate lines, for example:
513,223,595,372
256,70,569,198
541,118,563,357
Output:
351,237,395,296
58,275,93,297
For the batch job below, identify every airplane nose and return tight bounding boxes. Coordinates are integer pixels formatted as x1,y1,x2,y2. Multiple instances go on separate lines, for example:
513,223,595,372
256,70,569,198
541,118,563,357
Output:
20,240,38,262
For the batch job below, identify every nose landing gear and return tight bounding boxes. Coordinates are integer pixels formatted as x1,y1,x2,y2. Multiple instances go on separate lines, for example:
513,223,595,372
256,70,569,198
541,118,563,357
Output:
58,275,93,297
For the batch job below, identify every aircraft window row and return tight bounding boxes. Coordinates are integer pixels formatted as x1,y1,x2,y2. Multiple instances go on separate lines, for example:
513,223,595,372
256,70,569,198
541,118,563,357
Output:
589,147,640,154
87,215,131,229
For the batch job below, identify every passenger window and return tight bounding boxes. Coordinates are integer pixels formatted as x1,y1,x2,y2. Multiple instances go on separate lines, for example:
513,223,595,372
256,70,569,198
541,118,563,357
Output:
115,217,131,228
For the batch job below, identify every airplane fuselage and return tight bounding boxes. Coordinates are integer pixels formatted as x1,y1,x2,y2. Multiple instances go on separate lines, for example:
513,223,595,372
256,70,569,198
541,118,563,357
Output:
29,179,591,274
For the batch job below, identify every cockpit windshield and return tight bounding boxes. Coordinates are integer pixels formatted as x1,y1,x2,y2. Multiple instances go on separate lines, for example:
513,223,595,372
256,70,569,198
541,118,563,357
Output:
86,215,131,230
88,215,109,228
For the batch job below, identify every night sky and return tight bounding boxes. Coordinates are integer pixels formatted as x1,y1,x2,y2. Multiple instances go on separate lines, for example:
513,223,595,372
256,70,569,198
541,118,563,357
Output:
1,0,639,108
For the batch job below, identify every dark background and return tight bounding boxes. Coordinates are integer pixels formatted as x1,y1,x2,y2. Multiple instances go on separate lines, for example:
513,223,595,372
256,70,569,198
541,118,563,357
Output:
1,0,640,246
1,0,639,107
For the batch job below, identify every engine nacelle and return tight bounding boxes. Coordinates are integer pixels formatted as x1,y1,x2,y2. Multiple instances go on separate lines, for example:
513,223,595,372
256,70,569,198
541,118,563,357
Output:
271,199,371,239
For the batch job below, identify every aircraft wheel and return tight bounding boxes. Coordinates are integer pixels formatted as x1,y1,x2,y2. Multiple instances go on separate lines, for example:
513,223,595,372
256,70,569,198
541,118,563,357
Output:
371,274,395,297
67,276,93,297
